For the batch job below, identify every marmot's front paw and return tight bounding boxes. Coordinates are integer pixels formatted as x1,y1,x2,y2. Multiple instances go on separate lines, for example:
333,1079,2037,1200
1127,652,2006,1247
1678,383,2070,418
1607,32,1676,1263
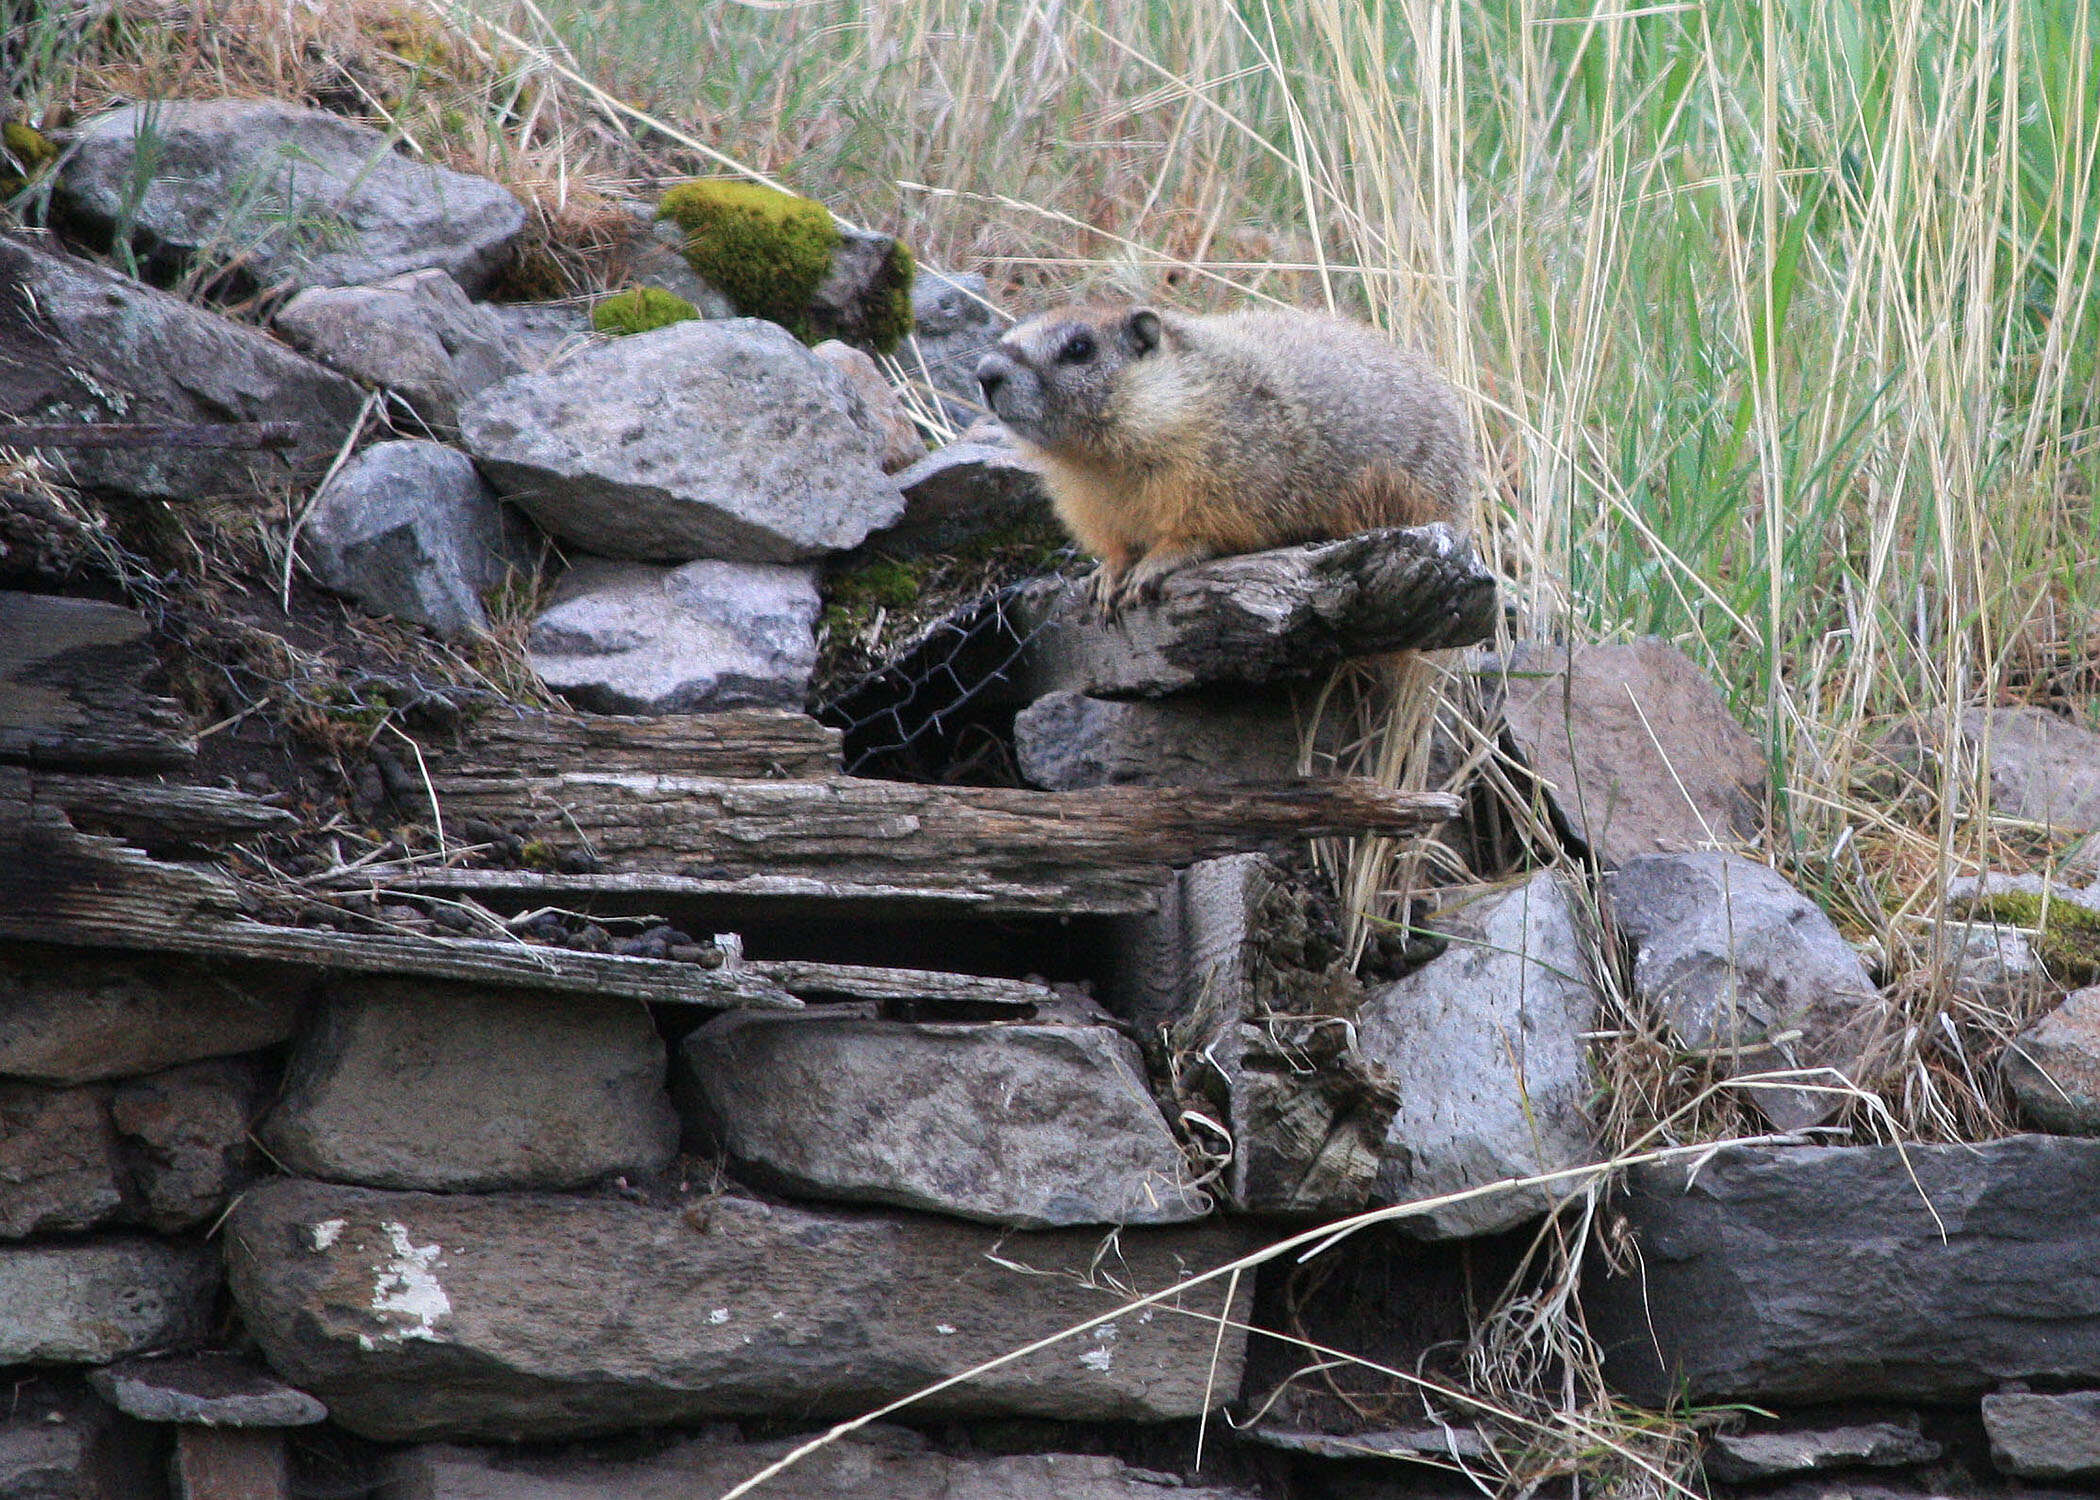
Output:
1086,564,1123,620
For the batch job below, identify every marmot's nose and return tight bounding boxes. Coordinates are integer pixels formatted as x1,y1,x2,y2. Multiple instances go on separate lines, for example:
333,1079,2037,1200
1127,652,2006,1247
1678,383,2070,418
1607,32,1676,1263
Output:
975,353,1013,406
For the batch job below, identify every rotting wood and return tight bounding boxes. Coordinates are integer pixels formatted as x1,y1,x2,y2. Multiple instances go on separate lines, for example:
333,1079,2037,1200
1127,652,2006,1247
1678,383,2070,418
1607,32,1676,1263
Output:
0,420,304,451
368,773,1461,915
0,592,195,768
0,769,797,1009
748,960,1051,1011
420,708,841,780
38,773,296,846
1009,523,1498,699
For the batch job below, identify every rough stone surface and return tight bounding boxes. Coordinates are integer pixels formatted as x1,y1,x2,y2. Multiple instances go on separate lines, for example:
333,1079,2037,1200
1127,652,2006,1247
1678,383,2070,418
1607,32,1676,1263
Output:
526,556,820,714
1588,1136,2100,1403
303,440,539,637
0,1384,157,1500
1964,708,2100,834
682,1008,1207,1227
2004,986,2100,1134
0,235,363,502
1704,1417,1940,1482
0,1240,218,1364
257,979,678,1193
110,1060,258,1233
90,1353,328,1429
1015,689,1303,790
0,947,304,1085
228,1178,1255,1440
808,225,910,352
1982,1389,2100,1479
1358,872,1599,1237
1606,852,1878,1132
459,319,905,562
1495,640,1768,867
56,100,527,294
275,270,525,431
1946,920,2050,1008
382,1429,1262,1499
907,268,1002,422
487,302,593,369
813,339,927,473
857,441,1052,559
0,1082,124,1238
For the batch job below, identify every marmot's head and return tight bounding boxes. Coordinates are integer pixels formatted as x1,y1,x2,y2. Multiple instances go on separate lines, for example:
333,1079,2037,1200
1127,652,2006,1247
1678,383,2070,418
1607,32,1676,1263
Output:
975,304,1163,451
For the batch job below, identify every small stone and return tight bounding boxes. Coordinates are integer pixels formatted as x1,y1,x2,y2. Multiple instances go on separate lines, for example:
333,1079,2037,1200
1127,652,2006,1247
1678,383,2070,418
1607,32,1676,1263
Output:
275,269,525,431
2003,986,2100,1135
527,556,820,714
1705,1416,1940,1482
808,225,913,353
1983,1389,2100,1478
0,1081,124,1238
857,441,1053,559
0,947,305,1085
303,440,540,637
0,1240,218,1364
813,340,927,473
89,1353,328,1428
1358,872,1599,1237
1494,640,1768,867
109,1059,258,1232
1605,852,1879,1132
459,319,905,563
1015,689,1303,790
906,269,1003,423
1962,709,2100,833
681,1008,1207,1227
55,99,527,294
257,978,678,1192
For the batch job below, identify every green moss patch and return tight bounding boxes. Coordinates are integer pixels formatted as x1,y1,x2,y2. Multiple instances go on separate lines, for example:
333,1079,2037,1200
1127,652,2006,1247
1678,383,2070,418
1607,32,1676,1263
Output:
657,179,839,342
1971,891,2100,987
1,121,58,200
591,286,699,336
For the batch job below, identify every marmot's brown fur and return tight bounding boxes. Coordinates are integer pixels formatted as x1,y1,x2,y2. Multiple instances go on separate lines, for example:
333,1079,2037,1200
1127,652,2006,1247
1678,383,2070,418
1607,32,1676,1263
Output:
976,302,1470,612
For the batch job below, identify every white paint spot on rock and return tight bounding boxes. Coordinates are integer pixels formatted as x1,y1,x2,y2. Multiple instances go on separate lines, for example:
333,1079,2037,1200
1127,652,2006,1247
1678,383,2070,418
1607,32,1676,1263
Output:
308,1219,347,1252
936,1324,958,1336
1079,1323,1119,1371
369,1221,451,1343
708,1308,731,1325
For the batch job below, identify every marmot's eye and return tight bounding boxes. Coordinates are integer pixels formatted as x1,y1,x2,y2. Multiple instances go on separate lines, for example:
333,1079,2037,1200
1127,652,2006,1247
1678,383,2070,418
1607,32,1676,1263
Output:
1059,333,1096,365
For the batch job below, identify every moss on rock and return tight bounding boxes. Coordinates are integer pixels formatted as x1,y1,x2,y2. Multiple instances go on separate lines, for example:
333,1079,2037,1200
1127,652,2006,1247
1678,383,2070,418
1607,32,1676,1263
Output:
591,286,699,337
1,121,58,200
1972,891,2100,987
657,180,840,342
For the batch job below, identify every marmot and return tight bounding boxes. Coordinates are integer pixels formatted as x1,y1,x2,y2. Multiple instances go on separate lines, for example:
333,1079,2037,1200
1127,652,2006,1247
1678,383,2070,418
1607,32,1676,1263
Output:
975,303,1470,613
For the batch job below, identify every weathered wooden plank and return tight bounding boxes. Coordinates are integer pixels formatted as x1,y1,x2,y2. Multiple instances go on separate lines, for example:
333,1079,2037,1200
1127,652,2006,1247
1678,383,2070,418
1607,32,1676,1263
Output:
387,772,1460,915
365,867,1099,916
423,708,841,780
1011,524,1497,699
0,593,195,768
749,959,1052,1011
38,773,296,846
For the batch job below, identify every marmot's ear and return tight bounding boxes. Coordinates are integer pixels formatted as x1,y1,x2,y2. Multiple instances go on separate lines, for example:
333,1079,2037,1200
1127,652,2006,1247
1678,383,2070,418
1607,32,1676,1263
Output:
1125,307,1162,356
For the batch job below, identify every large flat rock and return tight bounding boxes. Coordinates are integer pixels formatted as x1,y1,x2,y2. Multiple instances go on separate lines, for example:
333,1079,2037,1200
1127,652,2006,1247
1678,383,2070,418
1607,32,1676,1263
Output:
1983,1389,2100,1479
56,100,526,294
0,946,304,1085
228,1178,1254,1440
1359,872,1598,1237
1588,1137,2100,1403
0,235,363,501
682,1009,1207,1227
1495,640,1767,866
0,1239,218,1364
459,319,905,563
258,979,677,1192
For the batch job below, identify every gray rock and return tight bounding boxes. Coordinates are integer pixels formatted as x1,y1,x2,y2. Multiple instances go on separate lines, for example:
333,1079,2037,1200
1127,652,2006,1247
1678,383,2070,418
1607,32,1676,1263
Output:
809,225,912,353
0,1240,218,1363
0,236,363,502
2004,986,2100,1135
627,213,738,318
682,1008,1206,1227
383,1429,1263,1499
526,556,819,714
1945,920,2050,1008
0,1082,124,1238
486,301,594,369
0,1385,157,1500
109,1060,257,1233
1358,872,1599,1237
1494,640,1768,867
856,441,1054,559
459,319,905,563
303,440,539,637
1960,709,2100,834
1948,870,2100,916
227,1178,1255,1440
257,979,678,1192
906,269,1003,422
813,339,927,473
1705,1417,1940,1482
0,946,304,1085
1606,852,1878,1131
56,100,526,294
274,270,525,431
1982,1389,2100,1478
1014,689,1302,790
1587,1136,2100,1403
89,1353,327,1429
